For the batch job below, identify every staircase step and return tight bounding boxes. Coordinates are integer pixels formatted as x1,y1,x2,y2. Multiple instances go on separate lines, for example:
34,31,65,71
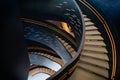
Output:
85,41,106,46
57,37,66,43
66,45,71,49
83,46,108,53
85,22,94,26
61,39,65,43
84,17,91,22
85,30,101,35
71,51,76,57
78,62,109,78
57,37,76,57
66,45,76,57
69,68,107,80
69,48,74,52
80,56,109,69
63,42,68,46
82,51,109,61
85,26,98,30
85,35,104,40
83,14,87,18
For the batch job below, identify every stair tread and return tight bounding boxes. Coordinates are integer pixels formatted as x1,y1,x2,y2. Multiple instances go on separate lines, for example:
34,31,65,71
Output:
85,22,94,26
63,42,68,46
83,46,108,53
85,35,104,40
58,37,76,57
69,68,107,80
80,56,109,69
66,45,71,49
71,51,76,57
83,14,87,17
78,62,109,78
82,51,109,61
85,26,98,30
84,17,91,21
85,41,106,46
85,30,101,35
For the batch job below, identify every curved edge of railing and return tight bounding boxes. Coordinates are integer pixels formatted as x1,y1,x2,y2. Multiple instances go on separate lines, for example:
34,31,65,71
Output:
29,65,56,76
27,47,59,58
21,18,78,50
28,46,64,66
26,39,60,57
39,20,76,40
46,0,85,79
38,20,78,50
79,0,117,79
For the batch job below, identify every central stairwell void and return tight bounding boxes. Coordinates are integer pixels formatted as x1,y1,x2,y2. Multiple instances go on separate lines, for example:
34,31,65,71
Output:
20,0,116,80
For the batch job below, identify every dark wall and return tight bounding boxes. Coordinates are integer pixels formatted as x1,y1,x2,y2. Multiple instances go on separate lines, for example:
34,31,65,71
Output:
1,0,30,80
87,0,120,79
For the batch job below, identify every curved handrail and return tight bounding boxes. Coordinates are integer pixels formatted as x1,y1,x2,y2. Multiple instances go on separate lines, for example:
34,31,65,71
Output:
22,18,78,50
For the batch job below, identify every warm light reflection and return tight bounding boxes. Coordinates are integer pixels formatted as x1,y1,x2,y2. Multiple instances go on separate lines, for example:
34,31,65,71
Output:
61,22,70,33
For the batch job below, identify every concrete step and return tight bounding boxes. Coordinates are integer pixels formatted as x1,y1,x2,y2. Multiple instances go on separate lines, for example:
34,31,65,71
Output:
84,17,91,22
85,30,101,35
71,51,76,57
82,51,109,61
69,68,107,80
83,14,87,18
85,22,94,26
57,37,76,57
85,41,106,46
85,35,104,40
66,45,72,49
80,56,109,69
85,25,98,30
78,62,109,78
83,46,108,53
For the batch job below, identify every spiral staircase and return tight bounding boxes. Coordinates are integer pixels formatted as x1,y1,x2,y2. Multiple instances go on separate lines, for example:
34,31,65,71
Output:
69,13,109,80
2,0,117,80
20,0,117,80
